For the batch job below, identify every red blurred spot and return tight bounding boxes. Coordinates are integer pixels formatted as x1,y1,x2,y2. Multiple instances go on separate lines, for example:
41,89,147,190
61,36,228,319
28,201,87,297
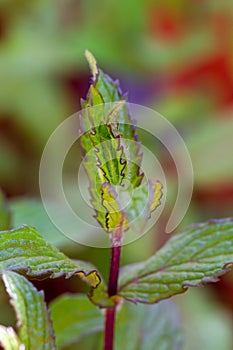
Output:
147,5,182,41
194,183,233,207
168,54,233,108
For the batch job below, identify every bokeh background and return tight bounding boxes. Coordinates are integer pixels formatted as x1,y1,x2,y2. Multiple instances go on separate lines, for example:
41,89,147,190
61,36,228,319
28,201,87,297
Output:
0,1,233,349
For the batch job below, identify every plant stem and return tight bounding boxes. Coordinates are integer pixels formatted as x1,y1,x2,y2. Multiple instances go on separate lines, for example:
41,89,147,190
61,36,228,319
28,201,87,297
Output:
108,243,121,297
104,307,116,350
104,223,123,350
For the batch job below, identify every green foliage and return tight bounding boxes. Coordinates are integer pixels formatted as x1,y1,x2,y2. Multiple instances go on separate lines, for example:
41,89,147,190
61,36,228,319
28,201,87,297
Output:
2,271,56,350
80,51,162,232
49,294,104,349
1,0,232,203
1,216,232,349
118,219,233,303
80,51,144,232
0,225,100,287
0,51,233,350
50,296,182,350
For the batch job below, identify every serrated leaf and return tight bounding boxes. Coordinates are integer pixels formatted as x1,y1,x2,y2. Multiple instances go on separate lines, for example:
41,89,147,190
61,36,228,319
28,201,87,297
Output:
0,226,100,287
2,271,56,350
82,52,143,186
81,119,126,231
118,219,233,303
80,110,127,232
0,190,11,230
49,294,104,349
80,52,163,233
0,326,22,350
80,52,148,232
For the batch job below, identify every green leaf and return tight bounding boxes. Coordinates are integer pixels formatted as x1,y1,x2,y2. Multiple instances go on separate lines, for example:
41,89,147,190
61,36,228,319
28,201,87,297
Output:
2,271,56,350
75,299,182,350
80,51,162,232
80,52,144,233
0,225,100,288
0,326,21,350
49,294,104,349
118,219,233,303
50,296,182,350
114,300,182,350
0,190,11,231
82,52,143,187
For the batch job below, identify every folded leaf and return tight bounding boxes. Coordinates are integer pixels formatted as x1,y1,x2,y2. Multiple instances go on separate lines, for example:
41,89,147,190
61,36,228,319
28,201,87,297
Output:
0,326,22,350
49,294,104,349
0,226,100,287
80,51,147,232
85,52,143,187
118,219,233,303
2,271,56,350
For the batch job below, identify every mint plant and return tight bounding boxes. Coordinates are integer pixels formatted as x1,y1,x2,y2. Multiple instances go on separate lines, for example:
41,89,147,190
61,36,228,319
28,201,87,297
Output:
0,52,233,350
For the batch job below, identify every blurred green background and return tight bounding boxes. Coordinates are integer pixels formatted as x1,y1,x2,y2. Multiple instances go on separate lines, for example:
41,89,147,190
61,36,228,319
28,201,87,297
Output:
0,0,233,349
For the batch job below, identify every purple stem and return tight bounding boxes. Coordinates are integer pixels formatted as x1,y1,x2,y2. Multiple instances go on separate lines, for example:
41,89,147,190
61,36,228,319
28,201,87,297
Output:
104,223,123,350
104,307,116,350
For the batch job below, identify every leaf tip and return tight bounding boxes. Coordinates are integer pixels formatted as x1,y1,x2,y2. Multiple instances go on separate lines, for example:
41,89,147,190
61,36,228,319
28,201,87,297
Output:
85,50,98,82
